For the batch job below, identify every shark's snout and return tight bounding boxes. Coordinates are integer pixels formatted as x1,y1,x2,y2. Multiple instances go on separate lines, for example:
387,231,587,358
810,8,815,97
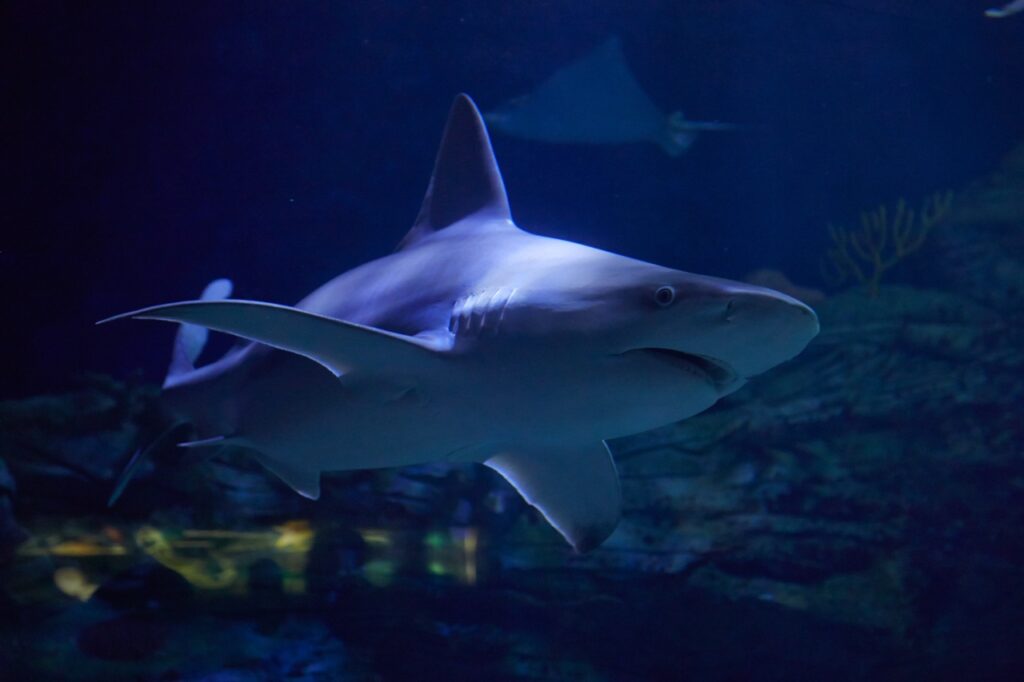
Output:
720,288,819,378
641,276,819,384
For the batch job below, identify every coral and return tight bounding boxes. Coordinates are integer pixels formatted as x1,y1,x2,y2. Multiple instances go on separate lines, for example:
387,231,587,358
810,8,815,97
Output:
820,191,954,297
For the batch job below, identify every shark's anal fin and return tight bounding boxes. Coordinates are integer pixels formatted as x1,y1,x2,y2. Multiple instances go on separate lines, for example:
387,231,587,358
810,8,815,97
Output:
486,441,621,552
254,452,321,500
99,300,446,379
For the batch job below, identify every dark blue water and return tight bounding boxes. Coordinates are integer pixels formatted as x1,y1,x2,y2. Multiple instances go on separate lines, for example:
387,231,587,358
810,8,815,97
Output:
4,1,1021,395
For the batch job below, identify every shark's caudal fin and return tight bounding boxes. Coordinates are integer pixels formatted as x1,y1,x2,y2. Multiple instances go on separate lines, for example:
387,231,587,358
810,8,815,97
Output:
99,299,446,378
486,441,621,552
165,278,233,388
108,421,192,507
397,94,514,251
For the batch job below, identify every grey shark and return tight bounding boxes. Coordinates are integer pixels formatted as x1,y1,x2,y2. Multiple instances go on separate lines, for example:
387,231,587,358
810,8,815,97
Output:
102,94,818,552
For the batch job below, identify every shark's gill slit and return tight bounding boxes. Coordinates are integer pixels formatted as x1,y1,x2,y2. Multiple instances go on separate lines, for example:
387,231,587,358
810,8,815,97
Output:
724,299,737,321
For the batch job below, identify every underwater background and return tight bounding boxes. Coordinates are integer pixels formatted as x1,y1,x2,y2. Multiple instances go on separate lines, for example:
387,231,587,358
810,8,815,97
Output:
2,1,1024,680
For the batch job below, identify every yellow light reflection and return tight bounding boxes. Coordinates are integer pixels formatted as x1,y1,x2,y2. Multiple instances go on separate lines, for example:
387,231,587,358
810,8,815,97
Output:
53,567,98,601
273,520,313,552
463,528,478,585
18,520,325,598
49,540,126,557
135,526,238,590
359,529,392,546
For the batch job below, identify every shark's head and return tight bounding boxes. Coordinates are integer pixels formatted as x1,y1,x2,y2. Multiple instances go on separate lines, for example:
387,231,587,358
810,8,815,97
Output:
615,267,820,390
499,240,819,401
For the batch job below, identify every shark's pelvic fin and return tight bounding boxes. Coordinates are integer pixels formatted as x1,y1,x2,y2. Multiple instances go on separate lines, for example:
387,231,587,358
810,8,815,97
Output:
255,452,321,500
486,441,621,553
165,278,233,387
398,94,513,250
99,300,444,378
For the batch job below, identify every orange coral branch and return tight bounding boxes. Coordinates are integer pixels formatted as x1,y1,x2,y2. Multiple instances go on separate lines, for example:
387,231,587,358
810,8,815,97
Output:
820,191,953,297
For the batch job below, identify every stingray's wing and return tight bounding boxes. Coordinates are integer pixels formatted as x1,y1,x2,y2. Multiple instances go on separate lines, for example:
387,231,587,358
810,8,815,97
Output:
488,37,666,144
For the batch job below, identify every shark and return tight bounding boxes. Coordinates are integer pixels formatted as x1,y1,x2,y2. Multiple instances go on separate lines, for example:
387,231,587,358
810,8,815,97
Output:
485,37,739,156
986,0,1024,17
101,94,818,552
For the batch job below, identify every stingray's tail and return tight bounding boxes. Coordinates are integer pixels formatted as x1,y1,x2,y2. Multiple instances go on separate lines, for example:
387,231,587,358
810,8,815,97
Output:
163,278,233,388
660,111,742,157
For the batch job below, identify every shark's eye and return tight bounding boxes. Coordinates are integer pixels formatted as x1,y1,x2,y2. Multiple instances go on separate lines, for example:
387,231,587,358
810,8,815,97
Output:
654,285,676,307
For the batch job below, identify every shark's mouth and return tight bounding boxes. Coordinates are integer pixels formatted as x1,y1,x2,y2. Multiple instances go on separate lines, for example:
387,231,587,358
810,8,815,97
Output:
637,348,738,389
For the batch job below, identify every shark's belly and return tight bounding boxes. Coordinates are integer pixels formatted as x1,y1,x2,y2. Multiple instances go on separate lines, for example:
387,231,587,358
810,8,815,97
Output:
440,347,725,445
232,353,486,472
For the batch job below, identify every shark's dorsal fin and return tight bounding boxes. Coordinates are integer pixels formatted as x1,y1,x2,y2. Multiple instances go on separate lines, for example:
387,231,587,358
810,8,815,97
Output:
398,94,512,250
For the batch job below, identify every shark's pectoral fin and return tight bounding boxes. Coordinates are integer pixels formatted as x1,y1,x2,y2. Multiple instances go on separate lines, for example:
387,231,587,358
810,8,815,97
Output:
99,300,446,378
486,441,621,552
254,451,321,500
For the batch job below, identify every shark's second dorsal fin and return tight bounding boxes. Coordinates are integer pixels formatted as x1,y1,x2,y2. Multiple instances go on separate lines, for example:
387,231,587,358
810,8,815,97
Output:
398,94,512,250
165,278,233,388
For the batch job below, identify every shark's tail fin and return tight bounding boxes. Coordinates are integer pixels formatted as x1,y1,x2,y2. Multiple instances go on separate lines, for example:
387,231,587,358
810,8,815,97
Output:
164,278,233,388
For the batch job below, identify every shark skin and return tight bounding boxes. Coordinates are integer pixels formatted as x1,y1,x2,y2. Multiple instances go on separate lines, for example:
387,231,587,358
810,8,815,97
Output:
485,37,738,156
986,0,1024,17
101,94,818,552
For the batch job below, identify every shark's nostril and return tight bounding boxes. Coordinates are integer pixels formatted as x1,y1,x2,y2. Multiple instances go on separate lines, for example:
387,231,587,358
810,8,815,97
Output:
792,302,818,323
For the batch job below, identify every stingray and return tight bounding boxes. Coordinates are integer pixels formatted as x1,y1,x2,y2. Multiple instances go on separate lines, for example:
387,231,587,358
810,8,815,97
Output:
485,37,738,156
